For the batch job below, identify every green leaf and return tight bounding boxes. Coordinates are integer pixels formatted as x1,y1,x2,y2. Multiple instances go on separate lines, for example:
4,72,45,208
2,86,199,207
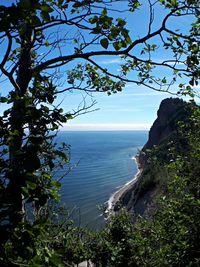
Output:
89,16,98,24
0,19,10,32
40,3,53,13
41,11,50,22
107,34,114,41
111,27,120,38
27,181,37,190
102,8,107,16
117,18,126,27
31,15,41,26
29,135,43,145
0,97,8,103
19,23,27,35
125,35,132,44
47,94,54,104
58,0,64,7
193,45,199,54
186,85,191,91
113,42,122,51
100,38,109,49
171,0,178,7
19,0,31,9
53,180,61,189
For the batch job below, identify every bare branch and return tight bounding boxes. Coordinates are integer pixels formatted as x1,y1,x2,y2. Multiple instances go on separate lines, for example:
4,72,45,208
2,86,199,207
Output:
56,85,99,94
33,6,186,72
126,53,186,72
71,98,99,119
147,0,155,35
0,68,19,90
0,33,12,70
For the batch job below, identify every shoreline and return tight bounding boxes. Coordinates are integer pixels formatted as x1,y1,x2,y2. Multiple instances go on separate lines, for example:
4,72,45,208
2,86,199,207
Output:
106,156,143,214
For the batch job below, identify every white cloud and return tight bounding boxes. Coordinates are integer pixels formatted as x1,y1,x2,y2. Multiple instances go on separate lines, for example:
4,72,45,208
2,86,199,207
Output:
98,58,186,66
104,106,141,112
122,92,169,97
98,58,122,65
62,123,151,131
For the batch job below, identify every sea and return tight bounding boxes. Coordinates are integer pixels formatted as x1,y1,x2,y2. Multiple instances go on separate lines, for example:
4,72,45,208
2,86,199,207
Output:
55,131,148,229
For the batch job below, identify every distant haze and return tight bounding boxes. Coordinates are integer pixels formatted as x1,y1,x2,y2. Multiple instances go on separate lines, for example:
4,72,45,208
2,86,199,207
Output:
63,123,151,131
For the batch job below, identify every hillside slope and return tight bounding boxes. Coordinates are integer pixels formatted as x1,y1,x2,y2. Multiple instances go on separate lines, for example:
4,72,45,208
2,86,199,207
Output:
116,98,196,214
89,97,200,267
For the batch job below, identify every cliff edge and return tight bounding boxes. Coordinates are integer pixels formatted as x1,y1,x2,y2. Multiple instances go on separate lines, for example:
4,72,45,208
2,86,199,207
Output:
115,97,193,214
139,97,189,168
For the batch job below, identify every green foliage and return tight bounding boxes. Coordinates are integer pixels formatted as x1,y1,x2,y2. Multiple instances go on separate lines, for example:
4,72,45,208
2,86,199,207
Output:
86,210,134,267
90,9,132,50
67,64,125,94
0,205,89,267
133,167,158,199
88,101,200,267
0,0,199,265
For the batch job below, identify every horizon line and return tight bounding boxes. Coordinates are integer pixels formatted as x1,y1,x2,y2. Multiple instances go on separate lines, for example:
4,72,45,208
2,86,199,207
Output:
62,123,152,131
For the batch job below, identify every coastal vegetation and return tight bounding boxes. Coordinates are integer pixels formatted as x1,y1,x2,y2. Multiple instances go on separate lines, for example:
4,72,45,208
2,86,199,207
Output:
91,99,200,267
0,0,199,266
87,99,200,266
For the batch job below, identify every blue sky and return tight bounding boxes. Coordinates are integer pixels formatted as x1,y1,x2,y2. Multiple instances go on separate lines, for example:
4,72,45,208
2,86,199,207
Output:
60,81,192,131
62,2,197,130
61,2,197,131
0,1,198,131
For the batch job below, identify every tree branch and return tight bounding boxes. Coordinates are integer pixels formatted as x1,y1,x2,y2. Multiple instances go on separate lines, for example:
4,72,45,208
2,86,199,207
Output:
0,33,12,70
86,57,176,94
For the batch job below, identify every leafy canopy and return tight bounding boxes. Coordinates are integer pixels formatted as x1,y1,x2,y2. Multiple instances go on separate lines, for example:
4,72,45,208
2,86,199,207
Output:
0,0,199,266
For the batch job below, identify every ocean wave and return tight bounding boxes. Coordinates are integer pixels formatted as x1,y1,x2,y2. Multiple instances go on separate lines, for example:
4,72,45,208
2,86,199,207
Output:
105,156,139,214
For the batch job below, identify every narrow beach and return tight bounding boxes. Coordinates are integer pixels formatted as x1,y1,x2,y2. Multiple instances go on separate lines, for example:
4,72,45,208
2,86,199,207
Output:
106,156,143,214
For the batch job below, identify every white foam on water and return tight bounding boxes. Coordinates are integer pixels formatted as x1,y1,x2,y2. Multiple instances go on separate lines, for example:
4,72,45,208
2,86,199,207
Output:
105,156,139,214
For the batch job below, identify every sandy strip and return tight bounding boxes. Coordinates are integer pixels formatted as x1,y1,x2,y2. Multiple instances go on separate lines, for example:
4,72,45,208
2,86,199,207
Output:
106,156,143,214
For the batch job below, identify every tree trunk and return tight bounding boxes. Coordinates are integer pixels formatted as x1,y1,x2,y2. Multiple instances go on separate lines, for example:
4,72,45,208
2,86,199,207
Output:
7,28,32,230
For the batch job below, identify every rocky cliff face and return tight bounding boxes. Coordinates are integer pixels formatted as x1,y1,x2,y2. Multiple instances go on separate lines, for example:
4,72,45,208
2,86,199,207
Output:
139,97,187,168
117,97,192,214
